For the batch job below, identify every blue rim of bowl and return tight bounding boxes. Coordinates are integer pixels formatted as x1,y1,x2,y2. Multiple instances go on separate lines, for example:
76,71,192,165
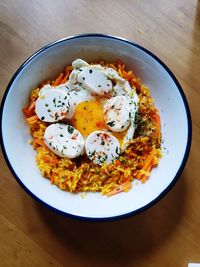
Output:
0,33,192,222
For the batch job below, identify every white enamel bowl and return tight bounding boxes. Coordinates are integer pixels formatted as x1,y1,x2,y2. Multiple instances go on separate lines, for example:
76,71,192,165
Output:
0,34,192,221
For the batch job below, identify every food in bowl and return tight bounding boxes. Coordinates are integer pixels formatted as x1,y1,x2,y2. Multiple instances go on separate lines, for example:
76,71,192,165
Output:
23,58,162,196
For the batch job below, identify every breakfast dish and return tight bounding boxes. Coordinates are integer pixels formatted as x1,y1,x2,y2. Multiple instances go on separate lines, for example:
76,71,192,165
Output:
23,59,162,196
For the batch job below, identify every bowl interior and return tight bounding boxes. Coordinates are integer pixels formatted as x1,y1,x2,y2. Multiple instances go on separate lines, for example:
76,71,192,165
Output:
1,35,190,219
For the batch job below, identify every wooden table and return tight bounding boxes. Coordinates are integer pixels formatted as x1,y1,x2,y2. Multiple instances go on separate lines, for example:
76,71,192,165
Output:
0,1,199,266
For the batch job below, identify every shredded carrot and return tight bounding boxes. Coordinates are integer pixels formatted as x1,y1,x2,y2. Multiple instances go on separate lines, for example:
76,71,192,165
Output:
27,120,38,125
115,160,121,166
53,73,64,86
142,151,155,171
26,115,38,125
26,115,38,121
34,138,45,147
60,73,69,84
130,78,142,91
23,108,32,117
122,70,134,81
28,101,36,112
23,101,36,117
107,180,132,197
50,173,55,183
43,155,58,164
153,110,161,145
137,150,155,180
117,64,125,77
61,68,72,84
141,164,152,183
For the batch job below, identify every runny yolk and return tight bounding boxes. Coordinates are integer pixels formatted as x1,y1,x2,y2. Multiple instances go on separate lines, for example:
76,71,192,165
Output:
71,101,106,137
71,100,127,146
112,131,127,147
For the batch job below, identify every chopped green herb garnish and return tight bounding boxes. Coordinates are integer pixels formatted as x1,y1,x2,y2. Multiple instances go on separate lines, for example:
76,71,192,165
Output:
55,112,59,120
107,121,115,127
67,125,74,134
120,157,127,163
134,111,140,125
101,140,105,146
88,150,95,158
99,154,108,164
116,147,120,154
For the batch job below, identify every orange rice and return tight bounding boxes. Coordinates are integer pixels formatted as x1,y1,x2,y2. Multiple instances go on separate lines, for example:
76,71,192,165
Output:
23,60,162,196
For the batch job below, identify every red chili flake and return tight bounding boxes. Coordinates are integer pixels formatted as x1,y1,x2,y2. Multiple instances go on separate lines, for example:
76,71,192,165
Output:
96,121,105,128
71,132,78,140
60,111,67,116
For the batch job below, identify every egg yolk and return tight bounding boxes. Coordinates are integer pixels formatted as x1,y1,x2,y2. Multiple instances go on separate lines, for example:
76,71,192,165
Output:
71,101,106,136
112,131,127,147
71,100,127,146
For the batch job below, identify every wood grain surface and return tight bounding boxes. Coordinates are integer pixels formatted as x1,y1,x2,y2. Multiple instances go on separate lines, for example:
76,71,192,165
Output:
0,1,199,266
